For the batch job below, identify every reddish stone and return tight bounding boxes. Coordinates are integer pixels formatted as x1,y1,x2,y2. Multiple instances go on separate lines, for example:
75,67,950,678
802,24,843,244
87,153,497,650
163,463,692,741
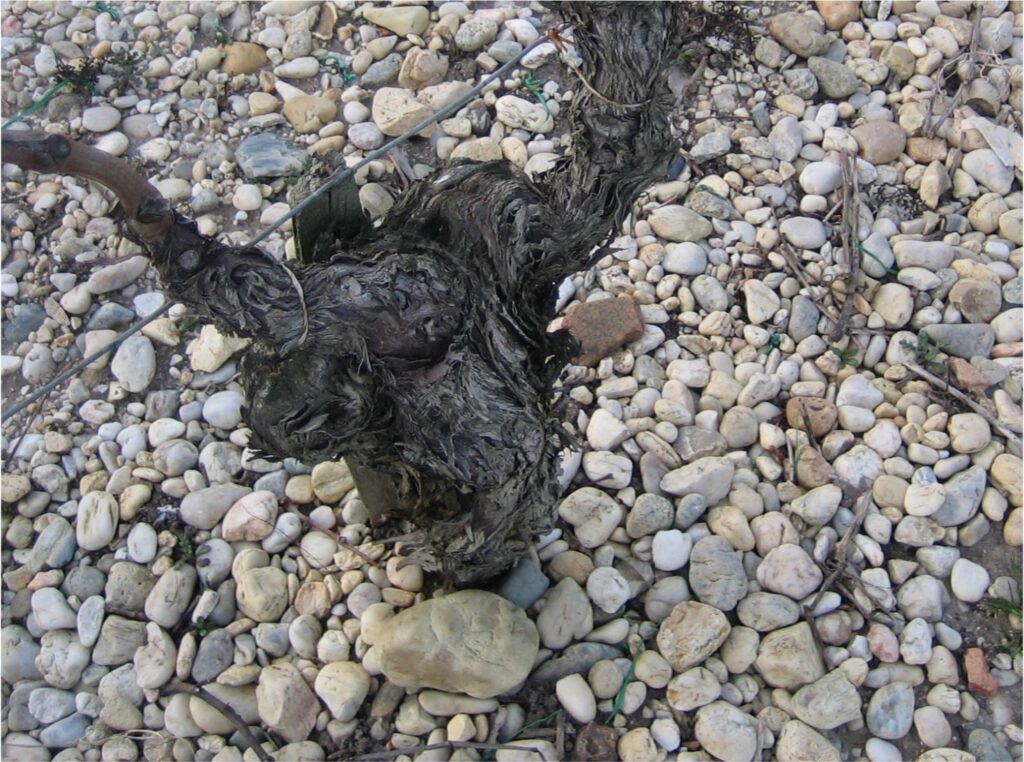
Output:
868,622,900,663
948,358,990,394
785,396,838,437
965,647,999,697
559,295,644,367
814,0,860,30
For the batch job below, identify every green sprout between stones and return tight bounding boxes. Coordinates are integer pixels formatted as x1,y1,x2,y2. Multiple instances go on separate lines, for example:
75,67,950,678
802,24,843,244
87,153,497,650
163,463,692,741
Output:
194,616,215,637
480,709,562,761
2,59,102,129
830,344,860,369
174,530,195,564
900,332,946,375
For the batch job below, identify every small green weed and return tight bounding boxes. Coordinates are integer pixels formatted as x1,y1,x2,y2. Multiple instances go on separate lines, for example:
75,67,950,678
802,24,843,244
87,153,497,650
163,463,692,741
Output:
901,333,946,374
54,59,101,96
830,344,860,369
193,616,215,637
108,48,145,91
318,54,357,83
178,314,200,334
173,530,195,564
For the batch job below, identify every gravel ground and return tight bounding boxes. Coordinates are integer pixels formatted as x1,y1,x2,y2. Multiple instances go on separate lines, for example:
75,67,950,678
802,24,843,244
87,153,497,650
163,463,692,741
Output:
1,1,1023,761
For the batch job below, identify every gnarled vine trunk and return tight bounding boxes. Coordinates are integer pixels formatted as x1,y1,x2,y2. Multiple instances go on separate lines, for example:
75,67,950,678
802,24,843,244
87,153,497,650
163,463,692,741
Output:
3,2,693,585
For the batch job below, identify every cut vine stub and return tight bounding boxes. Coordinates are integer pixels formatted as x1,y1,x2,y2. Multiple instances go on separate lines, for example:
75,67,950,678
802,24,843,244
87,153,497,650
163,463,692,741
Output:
1,1,708,586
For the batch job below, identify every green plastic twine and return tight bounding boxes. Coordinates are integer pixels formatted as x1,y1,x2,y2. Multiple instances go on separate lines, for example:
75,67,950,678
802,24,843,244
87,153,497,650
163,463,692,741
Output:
92,2,120,20
318,54,357,82
521,72,551,126
858,240,899,276
607,641,645,723
843,220,897,276
2,79,70,129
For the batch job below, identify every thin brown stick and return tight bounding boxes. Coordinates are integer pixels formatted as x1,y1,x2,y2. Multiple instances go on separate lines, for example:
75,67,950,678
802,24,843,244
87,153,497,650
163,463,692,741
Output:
804,491,871,618
924,6,983,139
778,241,843,325
351,741,551,761
828,149,861,342
905,362,1023,449
166,682,273,762
555,708,566,761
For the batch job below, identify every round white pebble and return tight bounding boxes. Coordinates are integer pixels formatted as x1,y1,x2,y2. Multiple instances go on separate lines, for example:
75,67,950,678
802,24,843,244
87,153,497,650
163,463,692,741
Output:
586,566,631,613
949,558,990,603
555,673,597,724
233,184,263,212
651,529,692,571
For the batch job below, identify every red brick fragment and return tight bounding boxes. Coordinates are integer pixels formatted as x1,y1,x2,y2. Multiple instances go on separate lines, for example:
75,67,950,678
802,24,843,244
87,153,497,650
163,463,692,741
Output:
965,647,999,697
559,295,644,367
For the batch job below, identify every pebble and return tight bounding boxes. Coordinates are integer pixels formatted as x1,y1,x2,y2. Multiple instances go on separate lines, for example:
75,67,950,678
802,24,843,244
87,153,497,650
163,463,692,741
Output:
866,682,915,739
949,558,990,603
315,662,371,721
656,601,731,672
110,335,156,393
558,487,623,548
647,205,712,242
144,564,196,629
75,491,119,551
799,161,842,195
233,183,263,212
236,567,289,622
376,591,538,698
537,578,592,649
808,56,860,98
556,673,597,723
780,217,827,249
695,701,759,762
235,132,309,178
81,106,121,132
666,666,721,711
586,566,630,613
791,670,863,729
756,544,823,600
257,663,319,743
688,535,746,611
662,242,707,276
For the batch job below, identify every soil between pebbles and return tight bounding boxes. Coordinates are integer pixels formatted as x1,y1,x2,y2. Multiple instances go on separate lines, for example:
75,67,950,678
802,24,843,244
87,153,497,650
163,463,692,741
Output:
1,1,1023,761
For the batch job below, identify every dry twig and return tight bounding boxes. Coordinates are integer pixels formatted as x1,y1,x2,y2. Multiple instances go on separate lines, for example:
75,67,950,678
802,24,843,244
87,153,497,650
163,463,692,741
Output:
828,149,861,342
924,6,983,139
804,491,872,618
351,741,551,761
778,241,843,324
165,682,273,762
905,361,1023,449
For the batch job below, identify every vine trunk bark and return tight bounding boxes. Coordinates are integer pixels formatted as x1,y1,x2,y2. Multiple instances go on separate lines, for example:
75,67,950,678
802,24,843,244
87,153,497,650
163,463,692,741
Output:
4,2,695,585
